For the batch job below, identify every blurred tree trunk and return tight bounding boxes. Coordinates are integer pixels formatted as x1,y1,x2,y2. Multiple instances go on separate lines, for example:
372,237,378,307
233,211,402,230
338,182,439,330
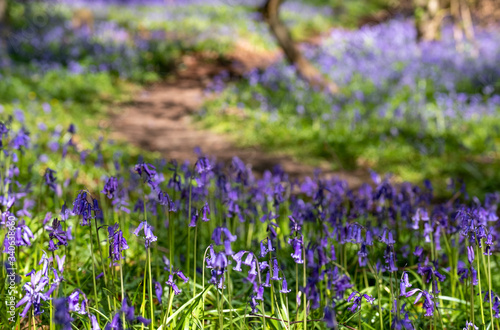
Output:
0,0,7,56
450,0,465,49
449,0,477,52
0,0,6,23
260,0,338,93
459,0,475,41
414,0,445,41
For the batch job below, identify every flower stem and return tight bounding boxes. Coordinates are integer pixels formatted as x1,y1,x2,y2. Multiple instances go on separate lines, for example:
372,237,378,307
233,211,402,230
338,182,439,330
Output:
303,236,307,330
476,245,485,327
193,224,198,298
148,247,155,328
88,224,100,324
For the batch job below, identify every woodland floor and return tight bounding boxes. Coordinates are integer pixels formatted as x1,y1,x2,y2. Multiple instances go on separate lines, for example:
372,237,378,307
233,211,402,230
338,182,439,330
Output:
109,41,371,188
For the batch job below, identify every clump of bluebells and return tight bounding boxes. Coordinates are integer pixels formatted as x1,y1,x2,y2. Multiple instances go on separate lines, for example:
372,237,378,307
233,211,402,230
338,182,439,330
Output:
1,106,500,329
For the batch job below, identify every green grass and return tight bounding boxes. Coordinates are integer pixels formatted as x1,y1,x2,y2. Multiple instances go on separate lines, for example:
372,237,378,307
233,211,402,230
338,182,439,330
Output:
199,77,500,198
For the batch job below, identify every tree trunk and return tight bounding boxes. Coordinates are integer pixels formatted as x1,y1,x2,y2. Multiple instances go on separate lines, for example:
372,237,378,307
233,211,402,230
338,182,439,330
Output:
450,0,465,50
260,0,338,93
414,0,445,41
0,0,6,23
0,0,8,56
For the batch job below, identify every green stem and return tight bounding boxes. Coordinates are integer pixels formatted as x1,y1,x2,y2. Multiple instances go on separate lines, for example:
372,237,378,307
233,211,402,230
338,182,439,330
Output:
475,245,485,328
88,224,100,324
193,224,198,298
120,261,126,328
148,247,155,328
187,179,193,280
255,257,266,329
303,236,307,330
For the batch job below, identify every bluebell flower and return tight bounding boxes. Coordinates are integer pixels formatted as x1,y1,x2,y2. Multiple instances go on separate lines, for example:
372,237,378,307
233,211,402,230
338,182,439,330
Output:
201,202,210,222
134,163,159,189
391,301,413,329
108,223,129,266
323,302,337,328
154,280,163,304
101,177,118,199
90,314,100,330
133,221,157,248
400,271,412,296
249,294,259,313
288,237,304,264
271,259,281,281
166,274,182,295
467,246,475,264
10,127,30,150
46,218,68,251
13,221,34,247
232,250,247,271
463,321,478,330
405,289,436,316
384,246,398,272
484,234,494,256
346,291,375,313
68,289,88,315
188,208,199,228
72,191,94,226
16,270,50,318
44,168,57,192
53,298,73,330
255,284,264,301
280,277,291,293
379,228,396,245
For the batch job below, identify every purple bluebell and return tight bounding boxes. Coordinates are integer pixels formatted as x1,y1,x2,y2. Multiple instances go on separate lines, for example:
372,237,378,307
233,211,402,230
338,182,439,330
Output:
10,127,30,150
133,221,157,248
255,284,264,301
134,162,158,189
154,280,163,304
44,168,57,192
14,221,34,247
68,289,88,315
16,270,50,318
414,246,424,257
53,298,73,330
383,246,398,272
232,250,247,272
166,274,182,295
288,237,304,264
400,271,412,296
280,277,291,293
379,228,396,245
188,208,199,228
101,177,118,199
201,202,210,222
46,218,68,251
323,302,337,328
463,321,479,330
484,234,494,256
108,223,129,266
249,295,259,313
467,246,475,264
72,191,94,226
406,289,436,316
346,291,375,313
90,314,100,330
270,259,281,281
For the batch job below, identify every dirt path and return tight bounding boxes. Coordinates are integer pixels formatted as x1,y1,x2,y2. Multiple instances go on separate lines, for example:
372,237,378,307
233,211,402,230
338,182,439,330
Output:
110,45,370,188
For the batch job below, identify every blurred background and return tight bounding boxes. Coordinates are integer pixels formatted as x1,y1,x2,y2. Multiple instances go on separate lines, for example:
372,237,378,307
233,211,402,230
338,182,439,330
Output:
1,0,499,198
